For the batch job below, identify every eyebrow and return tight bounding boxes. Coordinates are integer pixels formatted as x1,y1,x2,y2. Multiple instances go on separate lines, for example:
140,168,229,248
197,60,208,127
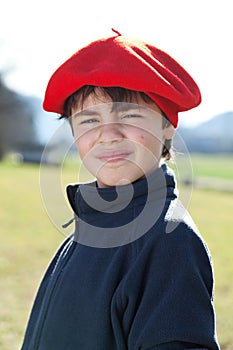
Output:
72,109,100,118
72,103,143,118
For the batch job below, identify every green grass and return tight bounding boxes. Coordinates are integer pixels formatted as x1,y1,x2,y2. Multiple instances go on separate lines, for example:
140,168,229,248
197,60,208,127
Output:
188,189,233,349
0,156,232,349
188,153,233,180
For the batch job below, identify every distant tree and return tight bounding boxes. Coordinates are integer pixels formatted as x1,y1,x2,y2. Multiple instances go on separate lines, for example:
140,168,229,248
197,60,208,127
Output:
0,73,37,160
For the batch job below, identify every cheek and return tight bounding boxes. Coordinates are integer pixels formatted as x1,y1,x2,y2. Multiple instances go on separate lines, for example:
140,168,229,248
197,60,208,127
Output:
133,129,161,149
135,131,164,162
127,127,148,144
139,133,145,142
74,129,96,159
75,136,92,160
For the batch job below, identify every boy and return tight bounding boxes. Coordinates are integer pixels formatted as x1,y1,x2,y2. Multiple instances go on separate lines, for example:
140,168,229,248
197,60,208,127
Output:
21,30,219,349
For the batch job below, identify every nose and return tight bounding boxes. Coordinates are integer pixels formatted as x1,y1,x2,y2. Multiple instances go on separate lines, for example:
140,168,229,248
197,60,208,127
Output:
98,122,124,143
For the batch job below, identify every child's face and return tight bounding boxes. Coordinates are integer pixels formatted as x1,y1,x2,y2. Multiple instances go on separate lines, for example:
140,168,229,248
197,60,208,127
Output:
71,91,174,188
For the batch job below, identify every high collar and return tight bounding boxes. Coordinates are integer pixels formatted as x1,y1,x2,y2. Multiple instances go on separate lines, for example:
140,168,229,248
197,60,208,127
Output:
66,163,177,229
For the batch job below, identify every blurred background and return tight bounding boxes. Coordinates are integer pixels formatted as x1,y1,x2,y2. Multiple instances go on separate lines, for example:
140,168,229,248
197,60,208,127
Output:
0,0,232,349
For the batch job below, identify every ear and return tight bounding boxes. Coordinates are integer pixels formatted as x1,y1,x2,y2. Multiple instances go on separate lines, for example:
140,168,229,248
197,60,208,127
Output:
163,124,175,140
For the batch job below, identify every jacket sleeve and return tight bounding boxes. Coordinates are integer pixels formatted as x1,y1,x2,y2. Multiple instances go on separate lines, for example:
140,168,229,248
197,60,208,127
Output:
119,223,219,350
21,234,74,349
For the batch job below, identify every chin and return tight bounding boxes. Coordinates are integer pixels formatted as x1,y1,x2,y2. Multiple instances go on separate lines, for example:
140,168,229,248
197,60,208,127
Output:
94,166,148,188
97,173,143,188
97,178,130,188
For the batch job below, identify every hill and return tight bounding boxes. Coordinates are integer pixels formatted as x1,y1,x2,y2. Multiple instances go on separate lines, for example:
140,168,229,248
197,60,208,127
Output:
176,112,233,153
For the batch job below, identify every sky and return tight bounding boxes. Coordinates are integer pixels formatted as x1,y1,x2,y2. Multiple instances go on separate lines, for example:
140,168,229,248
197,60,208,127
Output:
1,0,233,127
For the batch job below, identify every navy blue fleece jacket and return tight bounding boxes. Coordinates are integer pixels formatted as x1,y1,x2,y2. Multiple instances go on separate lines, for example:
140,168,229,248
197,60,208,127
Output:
21,164,219,349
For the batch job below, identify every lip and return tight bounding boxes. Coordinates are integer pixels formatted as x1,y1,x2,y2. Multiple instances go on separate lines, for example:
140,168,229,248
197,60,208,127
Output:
97,151,132,163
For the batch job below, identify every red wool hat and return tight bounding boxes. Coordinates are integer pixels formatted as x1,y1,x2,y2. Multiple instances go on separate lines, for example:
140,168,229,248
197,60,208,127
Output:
43,30,201,128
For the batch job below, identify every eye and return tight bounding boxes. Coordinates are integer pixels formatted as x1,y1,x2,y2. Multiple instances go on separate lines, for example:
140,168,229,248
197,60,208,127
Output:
80,118,99,125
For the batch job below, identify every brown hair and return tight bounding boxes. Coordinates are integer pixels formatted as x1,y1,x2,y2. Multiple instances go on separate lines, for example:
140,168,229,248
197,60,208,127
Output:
61,85,173,160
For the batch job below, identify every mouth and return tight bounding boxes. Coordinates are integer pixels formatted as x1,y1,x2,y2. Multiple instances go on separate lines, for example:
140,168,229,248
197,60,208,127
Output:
97,151,132,163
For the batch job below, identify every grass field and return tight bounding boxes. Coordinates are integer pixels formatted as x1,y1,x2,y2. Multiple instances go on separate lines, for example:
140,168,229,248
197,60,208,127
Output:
0,154,232,349
189,154,233,180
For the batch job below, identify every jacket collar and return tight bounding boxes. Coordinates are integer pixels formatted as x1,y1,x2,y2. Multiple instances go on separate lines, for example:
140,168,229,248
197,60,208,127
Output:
66,163,177,221
66,163,178,248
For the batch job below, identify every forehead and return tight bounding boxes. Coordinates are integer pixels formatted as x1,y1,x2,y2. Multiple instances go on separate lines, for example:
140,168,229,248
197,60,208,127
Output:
72,89,162,115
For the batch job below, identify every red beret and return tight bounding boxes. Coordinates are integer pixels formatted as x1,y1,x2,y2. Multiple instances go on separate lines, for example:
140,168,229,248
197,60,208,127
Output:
43,30,201,128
